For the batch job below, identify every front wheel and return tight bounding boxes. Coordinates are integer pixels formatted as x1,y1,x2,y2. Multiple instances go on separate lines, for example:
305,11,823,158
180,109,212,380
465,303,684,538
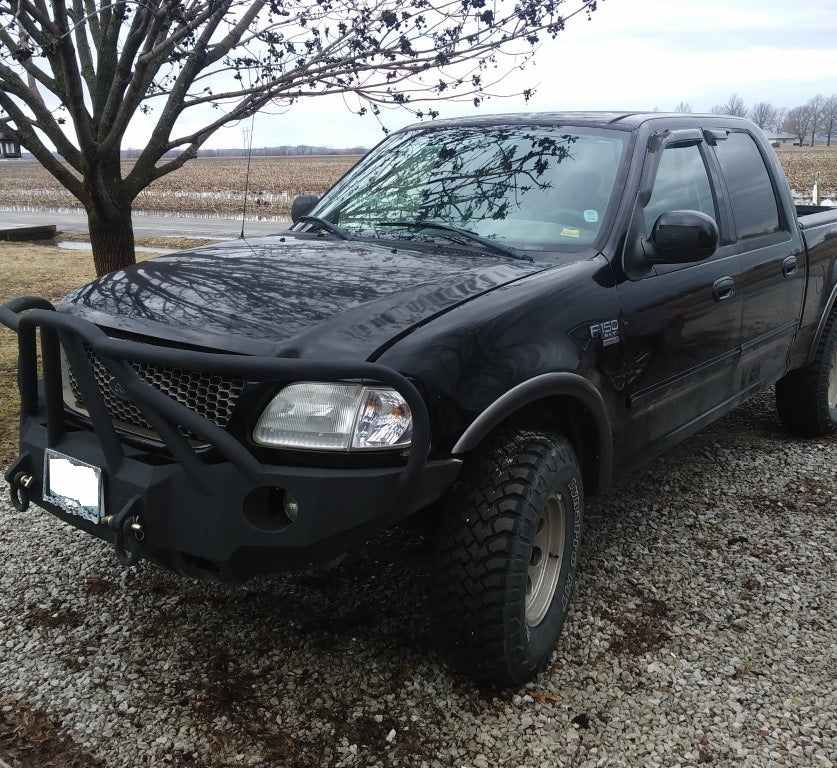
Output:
432,428,583,687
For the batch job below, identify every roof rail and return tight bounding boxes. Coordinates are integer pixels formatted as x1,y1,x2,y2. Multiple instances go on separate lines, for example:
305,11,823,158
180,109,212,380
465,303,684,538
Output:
608,112,644,124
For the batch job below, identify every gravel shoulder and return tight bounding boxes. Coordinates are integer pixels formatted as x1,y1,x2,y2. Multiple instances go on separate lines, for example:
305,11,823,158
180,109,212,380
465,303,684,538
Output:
0,390,835,768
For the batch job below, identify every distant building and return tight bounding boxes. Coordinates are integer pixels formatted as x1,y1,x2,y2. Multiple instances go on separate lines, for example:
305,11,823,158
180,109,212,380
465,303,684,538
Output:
765,132,797,147
0,129,21,158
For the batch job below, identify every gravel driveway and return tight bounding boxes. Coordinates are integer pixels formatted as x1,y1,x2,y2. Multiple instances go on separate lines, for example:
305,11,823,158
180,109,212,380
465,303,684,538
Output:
1,390,835,768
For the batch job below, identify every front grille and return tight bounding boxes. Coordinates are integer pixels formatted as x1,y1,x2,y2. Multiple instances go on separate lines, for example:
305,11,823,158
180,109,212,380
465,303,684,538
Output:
63,343,245,441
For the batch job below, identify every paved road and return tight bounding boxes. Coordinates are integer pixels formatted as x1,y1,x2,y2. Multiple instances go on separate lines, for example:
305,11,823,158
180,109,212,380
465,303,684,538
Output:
0,207,289,239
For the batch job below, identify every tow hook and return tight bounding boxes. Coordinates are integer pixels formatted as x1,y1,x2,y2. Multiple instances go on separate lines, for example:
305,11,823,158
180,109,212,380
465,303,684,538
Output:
9,472,33,513
104,495,145,566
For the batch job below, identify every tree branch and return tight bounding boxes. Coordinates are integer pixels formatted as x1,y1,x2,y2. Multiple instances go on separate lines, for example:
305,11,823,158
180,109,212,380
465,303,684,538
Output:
69,0,97,95
0,91,86,201
0,60,84,168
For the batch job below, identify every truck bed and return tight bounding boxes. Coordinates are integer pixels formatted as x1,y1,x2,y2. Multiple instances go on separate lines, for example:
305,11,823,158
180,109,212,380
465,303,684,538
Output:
796,204,837,225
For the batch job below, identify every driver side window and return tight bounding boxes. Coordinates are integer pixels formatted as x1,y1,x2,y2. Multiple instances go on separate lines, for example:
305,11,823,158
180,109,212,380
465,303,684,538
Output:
645,144,717,232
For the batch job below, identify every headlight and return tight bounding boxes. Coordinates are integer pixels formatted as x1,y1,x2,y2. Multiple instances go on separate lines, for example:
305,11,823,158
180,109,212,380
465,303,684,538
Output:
252,382,413,451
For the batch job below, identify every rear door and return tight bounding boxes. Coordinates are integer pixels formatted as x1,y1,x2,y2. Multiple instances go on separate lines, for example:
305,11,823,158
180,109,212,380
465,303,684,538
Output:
710,129,806,389
616,133,743,456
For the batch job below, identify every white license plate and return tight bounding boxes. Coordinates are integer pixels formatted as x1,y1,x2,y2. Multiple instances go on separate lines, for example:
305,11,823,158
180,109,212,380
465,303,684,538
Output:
43,450,104,523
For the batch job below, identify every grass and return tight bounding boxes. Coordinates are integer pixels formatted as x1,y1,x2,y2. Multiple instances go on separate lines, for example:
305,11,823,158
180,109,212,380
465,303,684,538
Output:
57,230,213,250
0,239,170,467
1,242,95,465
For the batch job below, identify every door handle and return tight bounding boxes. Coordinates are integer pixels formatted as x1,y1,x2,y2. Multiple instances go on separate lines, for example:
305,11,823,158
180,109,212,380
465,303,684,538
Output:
713,276,735,302
782,255,799,278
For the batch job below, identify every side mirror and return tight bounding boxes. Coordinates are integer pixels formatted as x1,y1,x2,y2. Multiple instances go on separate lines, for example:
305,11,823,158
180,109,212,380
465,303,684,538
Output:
648,210,719,265
290,194,320,224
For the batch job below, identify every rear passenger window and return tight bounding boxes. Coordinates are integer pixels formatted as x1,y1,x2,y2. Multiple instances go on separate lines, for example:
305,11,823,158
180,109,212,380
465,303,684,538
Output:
714,132,781,239
645,144,716,232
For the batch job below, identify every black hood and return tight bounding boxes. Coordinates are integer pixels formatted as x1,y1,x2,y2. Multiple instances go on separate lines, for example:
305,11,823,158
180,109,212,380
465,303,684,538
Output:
61,235,544,360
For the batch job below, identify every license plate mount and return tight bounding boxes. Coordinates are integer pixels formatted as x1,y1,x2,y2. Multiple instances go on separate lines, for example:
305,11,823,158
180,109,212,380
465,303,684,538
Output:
43,449,104,524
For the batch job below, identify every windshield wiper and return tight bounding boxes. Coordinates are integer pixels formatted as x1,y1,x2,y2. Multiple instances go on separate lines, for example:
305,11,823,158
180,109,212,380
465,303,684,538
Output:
375,220,533,262
297,215,353,241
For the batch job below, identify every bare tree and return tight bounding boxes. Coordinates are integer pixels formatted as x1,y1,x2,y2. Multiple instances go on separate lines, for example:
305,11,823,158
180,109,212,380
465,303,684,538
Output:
750,101,777,131
822,95,837,147
784,106,811,146
807,95,825,146
772,107,787,134
673,101,692,113
0,0,599,275
711,93,747,118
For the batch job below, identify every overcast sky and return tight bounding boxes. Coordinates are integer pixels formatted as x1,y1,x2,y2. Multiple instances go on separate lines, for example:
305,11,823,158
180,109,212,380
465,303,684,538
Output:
125,0,837,150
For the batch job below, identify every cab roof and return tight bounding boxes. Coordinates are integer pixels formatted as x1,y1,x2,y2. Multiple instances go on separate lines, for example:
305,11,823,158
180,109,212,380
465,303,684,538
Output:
399,111,754,133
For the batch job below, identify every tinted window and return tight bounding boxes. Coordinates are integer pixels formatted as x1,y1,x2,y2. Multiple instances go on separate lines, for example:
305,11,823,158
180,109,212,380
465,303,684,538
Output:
714,132,780,239
645,144,716,231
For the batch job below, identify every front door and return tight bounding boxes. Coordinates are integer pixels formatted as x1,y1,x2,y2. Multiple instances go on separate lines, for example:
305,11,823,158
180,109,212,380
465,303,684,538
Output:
615,138,743,460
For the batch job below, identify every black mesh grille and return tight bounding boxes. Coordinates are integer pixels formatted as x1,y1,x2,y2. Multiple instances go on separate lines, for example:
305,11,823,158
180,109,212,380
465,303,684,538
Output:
64,344,244,438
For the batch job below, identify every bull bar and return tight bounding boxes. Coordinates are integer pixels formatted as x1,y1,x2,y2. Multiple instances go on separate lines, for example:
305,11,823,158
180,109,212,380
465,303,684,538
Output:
0,297,450,577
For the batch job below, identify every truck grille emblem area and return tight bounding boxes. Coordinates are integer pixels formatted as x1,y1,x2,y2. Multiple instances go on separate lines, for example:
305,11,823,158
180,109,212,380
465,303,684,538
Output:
65,343,244,440
106,375,130,402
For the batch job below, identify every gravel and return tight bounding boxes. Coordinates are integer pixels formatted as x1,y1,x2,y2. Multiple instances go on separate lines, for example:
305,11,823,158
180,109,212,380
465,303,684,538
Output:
0,389,835,768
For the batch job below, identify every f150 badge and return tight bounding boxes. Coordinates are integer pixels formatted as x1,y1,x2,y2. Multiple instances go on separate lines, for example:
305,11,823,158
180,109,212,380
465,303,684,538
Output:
590,319,620,347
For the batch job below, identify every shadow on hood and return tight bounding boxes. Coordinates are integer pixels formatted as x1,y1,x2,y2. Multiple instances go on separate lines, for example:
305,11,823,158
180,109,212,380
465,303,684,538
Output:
61,234,544,360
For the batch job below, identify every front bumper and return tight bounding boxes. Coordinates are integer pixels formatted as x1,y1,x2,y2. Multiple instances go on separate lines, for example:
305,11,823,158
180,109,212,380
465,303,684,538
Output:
1,297,459,579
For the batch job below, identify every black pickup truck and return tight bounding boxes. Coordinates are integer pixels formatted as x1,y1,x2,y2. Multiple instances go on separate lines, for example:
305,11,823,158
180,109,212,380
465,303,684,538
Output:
3,112,836,686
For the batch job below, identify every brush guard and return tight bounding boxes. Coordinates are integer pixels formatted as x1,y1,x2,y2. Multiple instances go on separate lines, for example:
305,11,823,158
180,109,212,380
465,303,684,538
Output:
0,297,433,569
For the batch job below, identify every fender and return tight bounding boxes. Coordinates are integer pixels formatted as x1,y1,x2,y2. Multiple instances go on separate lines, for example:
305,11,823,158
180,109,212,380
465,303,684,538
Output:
451,372,614,491
808,282,837,364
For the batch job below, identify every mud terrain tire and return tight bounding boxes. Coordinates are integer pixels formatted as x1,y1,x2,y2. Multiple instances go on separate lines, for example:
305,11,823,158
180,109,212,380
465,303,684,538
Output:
433,429,583,687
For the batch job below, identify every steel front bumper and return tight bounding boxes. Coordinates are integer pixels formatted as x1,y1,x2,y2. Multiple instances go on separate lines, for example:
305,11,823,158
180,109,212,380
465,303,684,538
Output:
1,297,460,579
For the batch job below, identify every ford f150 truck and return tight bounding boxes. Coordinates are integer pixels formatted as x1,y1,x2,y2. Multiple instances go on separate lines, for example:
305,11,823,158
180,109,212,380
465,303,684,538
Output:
3,112,836,686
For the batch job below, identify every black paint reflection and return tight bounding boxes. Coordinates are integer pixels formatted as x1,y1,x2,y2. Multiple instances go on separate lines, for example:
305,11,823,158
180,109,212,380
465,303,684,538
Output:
61,236,541,357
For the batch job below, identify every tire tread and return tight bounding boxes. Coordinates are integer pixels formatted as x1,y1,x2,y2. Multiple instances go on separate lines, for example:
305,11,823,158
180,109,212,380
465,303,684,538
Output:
433,428,580,686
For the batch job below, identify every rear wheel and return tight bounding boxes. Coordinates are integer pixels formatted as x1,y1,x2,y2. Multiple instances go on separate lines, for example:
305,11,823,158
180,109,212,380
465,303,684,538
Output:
432,428,583,687
776,311,837,437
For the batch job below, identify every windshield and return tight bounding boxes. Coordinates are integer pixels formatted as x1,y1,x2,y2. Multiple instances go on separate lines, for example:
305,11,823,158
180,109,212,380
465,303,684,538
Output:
308,124,628,251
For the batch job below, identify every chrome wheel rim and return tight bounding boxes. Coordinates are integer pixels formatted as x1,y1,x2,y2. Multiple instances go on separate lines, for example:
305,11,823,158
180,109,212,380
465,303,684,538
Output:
829,347,837,414
525,494,566,628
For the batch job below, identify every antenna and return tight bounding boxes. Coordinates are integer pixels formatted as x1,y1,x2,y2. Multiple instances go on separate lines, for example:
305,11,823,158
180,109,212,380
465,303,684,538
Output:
239,111,256,239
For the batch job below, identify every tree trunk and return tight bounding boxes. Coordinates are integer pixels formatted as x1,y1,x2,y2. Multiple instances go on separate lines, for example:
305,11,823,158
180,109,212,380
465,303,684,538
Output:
87,205,136,276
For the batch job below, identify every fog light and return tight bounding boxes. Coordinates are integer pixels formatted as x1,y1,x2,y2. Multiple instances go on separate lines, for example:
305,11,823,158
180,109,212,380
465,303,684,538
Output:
284,495,299,523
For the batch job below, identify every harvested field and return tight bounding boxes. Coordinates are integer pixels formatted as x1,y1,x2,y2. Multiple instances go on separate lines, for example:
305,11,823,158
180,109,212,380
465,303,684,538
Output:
774,145,837,197
0,155,361,219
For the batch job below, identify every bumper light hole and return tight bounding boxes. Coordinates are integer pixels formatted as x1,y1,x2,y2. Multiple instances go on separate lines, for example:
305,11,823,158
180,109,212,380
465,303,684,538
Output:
243,486,296,531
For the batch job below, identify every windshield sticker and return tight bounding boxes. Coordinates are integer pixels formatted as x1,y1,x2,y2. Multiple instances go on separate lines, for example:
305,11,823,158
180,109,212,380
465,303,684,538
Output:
560,227,581,239
584,209,599,223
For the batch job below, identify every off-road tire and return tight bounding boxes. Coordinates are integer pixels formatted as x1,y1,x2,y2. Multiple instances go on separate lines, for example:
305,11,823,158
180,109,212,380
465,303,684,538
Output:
776,310,837,437
433,428,583,687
